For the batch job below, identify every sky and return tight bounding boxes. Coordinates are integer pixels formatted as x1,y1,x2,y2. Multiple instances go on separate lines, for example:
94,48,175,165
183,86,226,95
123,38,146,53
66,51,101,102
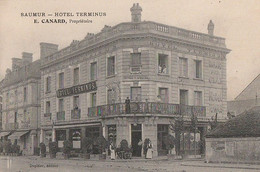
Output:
0,0,259,100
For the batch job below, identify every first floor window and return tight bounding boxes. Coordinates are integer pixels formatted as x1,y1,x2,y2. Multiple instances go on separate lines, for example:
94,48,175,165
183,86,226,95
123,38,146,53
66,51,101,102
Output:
73,96,79,109
180,90,188,105
194,91,202,106
58,99,64,112
91,93,97,107
46,101,50,113
24,87,27,102
159,88,169,103
131,87,141,101
107,89,114,104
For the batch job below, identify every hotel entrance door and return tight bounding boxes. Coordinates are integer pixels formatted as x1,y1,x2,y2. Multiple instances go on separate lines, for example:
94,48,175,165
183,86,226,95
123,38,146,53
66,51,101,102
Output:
131,124,142,157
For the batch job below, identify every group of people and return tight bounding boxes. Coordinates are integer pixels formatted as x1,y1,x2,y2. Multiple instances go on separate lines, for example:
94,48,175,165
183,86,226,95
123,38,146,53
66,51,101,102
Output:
109,139,153,160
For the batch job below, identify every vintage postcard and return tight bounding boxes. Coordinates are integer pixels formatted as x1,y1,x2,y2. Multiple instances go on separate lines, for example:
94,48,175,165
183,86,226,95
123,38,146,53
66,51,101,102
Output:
0,0,259,171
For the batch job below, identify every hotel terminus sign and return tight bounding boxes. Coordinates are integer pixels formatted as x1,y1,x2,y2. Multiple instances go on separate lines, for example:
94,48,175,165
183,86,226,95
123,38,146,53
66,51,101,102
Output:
56,81,97,98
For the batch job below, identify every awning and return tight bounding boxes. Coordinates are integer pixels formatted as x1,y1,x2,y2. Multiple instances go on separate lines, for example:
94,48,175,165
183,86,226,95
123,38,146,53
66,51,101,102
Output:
0,132,11,137
8,131,29,140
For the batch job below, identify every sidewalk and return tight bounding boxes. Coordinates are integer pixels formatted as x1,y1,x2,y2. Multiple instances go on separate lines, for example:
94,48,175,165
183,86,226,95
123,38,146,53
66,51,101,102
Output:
181,161,260,170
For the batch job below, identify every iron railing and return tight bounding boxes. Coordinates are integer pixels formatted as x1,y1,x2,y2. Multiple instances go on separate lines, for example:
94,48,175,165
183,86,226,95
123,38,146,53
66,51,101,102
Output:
57,111,65,121
71,109,81,120
88,102,206,117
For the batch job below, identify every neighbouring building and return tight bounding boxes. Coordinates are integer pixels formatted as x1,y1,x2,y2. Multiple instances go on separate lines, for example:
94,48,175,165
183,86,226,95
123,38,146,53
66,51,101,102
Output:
0,52,41,155
228,74,260,116
40,3,230,157
206,106,260,163
0,80,3,131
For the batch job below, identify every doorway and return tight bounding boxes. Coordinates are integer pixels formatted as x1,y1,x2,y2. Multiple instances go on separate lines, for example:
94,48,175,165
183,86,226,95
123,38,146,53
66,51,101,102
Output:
131,124,142,157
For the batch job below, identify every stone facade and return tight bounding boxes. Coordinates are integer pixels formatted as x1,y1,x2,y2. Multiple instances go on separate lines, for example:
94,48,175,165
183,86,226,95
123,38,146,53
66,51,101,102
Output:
0,55,41,155
39,4,230,157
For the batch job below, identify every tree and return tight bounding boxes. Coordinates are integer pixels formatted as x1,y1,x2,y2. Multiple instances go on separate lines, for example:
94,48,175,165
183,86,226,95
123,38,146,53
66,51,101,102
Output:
190,114,198,156
169,116,184,156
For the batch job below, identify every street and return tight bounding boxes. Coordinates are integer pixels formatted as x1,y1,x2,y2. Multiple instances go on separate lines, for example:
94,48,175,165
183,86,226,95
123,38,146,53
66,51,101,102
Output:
0,156,259,172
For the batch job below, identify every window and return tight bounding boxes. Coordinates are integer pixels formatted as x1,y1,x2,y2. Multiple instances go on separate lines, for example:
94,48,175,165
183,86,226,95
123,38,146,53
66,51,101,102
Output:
46,76,51,92
180,90,188,105
58,99,64,112
107,56,115,76
159,88,169,103
23,109,27,122
107,89,114,104
195,60,202,79
46,101,50,113
131,87,141,101
194,91,202,106
24,87,27,102
179,58,188,77
91,93,97,107
158,54,168,74
131,53,141,73
59,72,64,89
6,93,9,103
73,96,79,108
73,68,79,85
90,62,97,81
14,112,18,123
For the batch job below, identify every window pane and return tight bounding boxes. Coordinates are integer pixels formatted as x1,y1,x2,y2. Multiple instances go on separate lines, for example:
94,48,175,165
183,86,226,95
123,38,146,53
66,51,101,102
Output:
73,68,79,85
180,90,188,105
131,87,141,101
159,88,168,103
24,87,27,102
195,60,202,78
73,96,79,108
46,101,50,113
158,54,168,74
194,91,202,106
59,99,64,112
90,62,97,80
179,58,188,77
107,89,114,104
107,56,115,76
91,93,96,107
131,53,141,66
59,73,64,88
46,76,51,92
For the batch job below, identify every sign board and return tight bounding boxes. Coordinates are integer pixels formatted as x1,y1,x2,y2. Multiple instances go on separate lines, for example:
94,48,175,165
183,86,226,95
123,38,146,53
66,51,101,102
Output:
56,81,97,98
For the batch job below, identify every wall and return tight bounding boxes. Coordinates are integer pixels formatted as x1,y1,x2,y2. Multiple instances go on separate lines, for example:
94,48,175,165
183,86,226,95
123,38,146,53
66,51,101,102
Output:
206,137,260,163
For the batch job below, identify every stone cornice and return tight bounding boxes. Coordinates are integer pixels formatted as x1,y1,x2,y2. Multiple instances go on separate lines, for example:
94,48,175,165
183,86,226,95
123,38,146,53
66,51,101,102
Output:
2,103,41,112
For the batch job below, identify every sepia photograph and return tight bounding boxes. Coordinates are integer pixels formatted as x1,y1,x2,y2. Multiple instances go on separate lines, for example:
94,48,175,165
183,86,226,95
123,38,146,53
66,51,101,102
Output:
0,0,260,171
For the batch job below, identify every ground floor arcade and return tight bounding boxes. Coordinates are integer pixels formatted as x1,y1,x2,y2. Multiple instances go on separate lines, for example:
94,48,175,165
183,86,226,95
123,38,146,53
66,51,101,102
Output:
40,115,209,157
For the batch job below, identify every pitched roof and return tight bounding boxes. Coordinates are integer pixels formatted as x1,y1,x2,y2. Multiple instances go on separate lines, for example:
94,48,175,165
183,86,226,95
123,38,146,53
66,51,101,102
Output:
206,106,260,138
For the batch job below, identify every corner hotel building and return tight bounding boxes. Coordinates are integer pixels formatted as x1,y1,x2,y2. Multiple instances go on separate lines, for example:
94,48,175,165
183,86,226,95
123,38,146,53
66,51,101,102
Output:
40,3,230,157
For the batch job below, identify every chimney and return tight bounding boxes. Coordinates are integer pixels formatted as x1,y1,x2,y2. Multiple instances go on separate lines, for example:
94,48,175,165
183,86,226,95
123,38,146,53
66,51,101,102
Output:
40,42,58,59
130,3,142,22
22,52,33,65
208,20,214,36
12,58,23,71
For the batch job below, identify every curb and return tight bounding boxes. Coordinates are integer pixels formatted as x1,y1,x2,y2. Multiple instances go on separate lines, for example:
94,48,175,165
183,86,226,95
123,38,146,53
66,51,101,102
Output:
181,162,260,170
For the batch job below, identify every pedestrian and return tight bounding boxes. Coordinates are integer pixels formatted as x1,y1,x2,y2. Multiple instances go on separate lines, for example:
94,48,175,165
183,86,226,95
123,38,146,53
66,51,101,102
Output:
138,139,143,156
146,140,153,159
110,141,116,160
125,97,131,114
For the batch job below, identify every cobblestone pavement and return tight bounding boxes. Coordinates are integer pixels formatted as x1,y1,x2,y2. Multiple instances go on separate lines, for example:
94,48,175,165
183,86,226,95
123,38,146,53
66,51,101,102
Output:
0,156,260,172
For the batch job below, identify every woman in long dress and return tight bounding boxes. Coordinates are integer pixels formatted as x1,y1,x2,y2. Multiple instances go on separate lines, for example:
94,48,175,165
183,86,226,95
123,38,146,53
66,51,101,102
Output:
110,143,116,160
146,140,153,159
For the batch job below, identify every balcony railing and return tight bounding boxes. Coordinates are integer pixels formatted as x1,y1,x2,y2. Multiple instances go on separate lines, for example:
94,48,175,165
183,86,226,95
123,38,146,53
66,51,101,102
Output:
5,123,19,130
57,111,65,121
88,102,206,117
71,109,81,120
